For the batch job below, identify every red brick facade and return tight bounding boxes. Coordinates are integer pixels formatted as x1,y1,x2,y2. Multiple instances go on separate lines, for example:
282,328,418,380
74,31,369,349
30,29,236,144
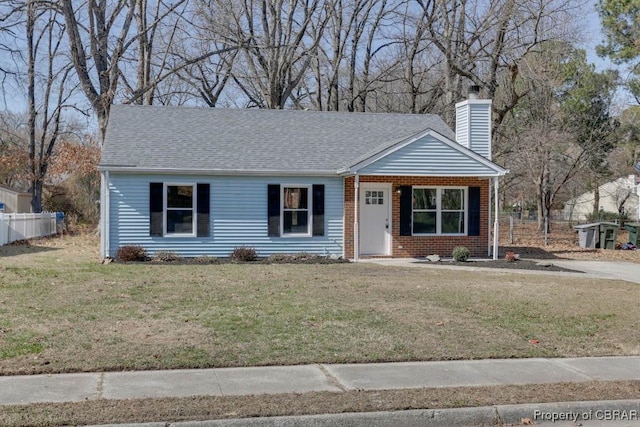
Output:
344,176,491,259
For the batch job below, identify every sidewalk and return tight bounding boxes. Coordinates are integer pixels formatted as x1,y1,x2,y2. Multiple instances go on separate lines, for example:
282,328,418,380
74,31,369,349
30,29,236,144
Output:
1,357,640,425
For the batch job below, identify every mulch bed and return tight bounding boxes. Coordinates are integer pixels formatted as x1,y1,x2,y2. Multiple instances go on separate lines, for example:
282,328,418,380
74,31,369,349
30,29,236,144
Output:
424,259,583,273
114,256,350,265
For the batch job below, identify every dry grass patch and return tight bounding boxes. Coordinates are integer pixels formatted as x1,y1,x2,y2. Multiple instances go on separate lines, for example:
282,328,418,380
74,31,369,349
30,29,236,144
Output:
0,234,639,375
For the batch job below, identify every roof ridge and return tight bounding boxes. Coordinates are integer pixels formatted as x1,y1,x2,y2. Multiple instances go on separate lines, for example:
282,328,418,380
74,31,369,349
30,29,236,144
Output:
111,104,442,119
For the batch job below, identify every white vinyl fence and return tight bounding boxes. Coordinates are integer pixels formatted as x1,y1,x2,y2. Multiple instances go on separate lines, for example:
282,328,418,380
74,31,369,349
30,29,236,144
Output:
0,213,59,246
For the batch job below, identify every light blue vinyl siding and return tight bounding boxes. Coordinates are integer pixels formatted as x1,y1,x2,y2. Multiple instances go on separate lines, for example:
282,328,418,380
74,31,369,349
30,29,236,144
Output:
358,134,497,176
468,103,491,159
108,174,344,258
455,106,469,149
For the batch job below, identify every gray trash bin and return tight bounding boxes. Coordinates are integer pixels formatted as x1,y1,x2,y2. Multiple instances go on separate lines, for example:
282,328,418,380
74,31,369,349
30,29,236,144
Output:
574,223,600,249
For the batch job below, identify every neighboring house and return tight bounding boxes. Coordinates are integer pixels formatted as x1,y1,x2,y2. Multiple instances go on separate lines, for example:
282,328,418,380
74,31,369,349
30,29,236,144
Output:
563,175,640,222
0,187,32,213
99,94,507,260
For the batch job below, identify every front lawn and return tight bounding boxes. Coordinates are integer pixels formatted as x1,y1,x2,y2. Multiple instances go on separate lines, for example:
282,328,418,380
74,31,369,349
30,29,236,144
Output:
0,235,638,375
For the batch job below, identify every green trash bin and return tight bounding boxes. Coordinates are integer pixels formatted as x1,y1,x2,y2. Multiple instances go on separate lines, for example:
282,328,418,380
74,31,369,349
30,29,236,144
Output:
598,222,619,249
624,222,640,246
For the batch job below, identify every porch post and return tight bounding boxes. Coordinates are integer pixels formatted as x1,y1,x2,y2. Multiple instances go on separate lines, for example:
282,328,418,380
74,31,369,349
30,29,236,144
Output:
354,174,359,262
493,177,499,260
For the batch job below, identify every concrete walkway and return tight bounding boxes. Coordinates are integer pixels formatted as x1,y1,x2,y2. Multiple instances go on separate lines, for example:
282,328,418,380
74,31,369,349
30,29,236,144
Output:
2,357,640,426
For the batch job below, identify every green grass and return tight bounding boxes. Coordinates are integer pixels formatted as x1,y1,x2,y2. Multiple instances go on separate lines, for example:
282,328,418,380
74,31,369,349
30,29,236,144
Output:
0,235,639,375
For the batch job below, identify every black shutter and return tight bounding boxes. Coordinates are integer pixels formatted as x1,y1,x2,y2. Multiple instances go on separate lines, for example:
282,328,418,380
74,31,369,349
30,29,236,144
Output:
399,185,412,236
149,182,163,236
312,184,325,236
197,183,210,237
468,186,481,236
267,184,280,236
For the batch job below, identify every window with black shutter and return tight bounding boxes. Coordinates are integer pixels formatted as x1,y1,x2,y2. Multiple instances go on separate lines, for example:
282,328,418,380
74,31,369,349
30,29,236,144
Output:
267,184,325,237
149,182,210,237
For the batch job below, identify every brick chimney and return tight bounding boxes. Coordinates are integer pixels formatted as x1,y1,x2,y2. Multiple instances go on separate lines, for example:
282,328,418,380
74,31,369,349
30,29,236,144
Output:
455,86,492,160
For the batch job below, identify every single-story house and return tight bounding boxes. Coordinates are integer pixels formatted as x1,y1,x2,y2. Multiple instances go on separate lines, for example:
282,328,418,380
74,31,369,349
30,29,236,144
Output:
563,175,640,222
99,94,508,260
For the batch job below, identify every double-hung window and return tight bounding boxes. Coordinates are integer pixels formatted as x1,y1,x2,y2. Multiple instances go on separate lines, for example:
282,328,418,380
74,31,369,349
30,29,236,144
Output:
165,184,196,235
412,187,466,235
150,182,210,237
282,186,311,236
412,188,437,234
267,184,325,237
441,188,465,234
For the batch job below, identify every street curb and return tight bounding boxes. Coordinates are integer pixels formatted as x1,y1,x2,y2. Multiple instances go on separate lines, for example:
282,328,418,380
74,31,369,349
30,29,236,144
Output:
496,399,640,424
88,399,640,427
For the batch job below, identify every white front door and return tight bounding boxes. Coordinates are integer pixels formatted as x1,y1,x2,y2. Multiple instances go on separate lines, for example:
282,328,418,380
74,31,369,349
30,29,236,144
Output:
360,184,391,255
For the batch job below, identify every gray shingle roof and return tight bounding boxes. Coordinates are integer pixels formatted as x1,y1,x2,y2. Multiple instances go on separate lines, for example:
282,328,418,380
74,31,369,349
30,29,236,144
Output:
100,105,457,173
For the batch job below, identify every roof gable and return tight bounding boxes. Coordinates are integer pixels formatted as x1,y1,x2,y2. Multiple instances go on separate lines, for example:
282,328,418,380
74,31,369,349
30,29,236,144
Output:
345,130,507,176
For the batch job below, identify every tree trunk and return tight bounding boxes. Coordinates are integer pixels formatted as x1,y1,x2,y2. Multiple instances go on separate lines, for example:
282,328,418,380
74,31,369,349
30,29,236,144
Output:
27,0,41,213
592,180,600,218
30,179,43,213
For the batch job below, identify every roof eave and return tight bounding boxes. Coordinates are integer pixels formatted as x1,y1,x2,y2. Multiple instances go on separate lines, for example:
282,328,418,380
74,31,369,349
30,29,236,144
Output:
338,171,508,177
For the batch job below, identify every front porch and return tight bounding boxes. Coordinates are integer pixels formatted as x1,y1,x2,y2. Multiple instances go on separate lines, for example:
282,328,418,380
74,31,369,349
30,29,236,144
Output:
343,176,494,260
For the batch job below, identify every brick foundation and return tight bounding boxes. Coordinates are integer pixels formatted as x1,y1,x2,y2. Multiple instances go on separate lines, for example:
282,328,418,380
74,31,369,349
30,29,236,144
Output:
344,176,491,259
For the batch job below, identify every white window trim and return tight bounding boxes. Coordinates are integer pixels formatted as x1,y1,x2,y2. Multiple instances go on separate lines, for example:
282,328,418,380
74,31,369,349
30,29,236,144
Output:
163,183,197,237
281,184,312,237
412,186,468,236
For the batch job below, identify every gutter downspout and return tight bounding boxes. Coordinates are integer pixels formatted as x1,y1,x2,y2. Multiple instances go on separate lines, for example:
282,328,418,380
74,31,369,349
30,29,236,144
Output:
493,177,499,260
100,171,110,259
354,175,359,262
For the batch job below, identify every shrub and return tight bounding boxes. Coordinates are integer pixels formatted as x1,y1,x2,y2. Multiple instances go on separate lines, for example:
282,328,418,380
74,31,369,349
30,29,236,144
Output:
115,245,148,262
231,246,257,262
195,255,218,264
452,246,470,262
586,211,627,223
154,251,181,262
504,251,519,262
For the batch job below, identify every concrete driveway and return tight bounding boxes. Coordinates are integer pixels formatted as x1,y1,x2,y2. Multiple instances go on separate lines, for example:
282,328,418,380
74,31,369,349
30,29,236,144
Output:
362,258,640,285
549,260,640,284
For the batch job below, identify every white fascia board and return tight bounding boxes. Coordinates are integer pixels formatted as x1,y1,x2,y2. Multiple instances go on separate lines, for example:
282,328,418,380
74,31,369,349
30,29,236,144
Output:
341,128,508,177
454,98,492,108
347,171,509,177
97,166,340,177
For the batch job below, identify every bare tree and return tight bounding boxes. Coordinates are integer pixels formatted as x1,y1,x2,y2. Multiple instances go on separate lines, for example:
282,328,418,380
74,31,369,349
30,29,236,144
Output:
201,0,330,109
155,3,239,107
61,0,225,138
26,0,79,212
500,42,618,232
0,1,28,105
59,0,137,140
418,0,584,128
